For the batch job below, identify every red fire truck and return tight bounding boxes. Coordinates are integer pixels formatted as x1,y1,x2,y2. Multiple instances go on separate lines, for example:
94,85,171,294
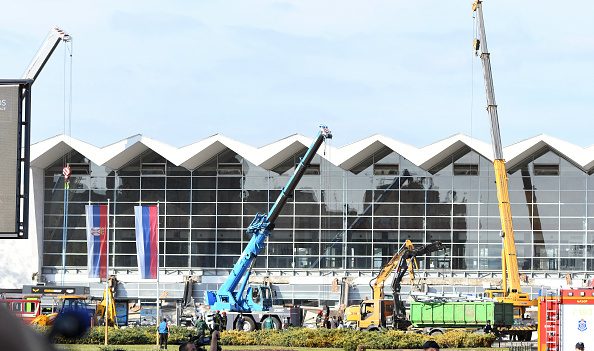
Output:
0,298,42,324
538,288,594,351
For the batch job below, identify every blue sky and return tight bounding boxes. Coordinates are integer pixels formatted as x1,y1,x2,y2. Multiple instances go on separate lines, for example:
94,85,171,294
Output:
2,0,594,148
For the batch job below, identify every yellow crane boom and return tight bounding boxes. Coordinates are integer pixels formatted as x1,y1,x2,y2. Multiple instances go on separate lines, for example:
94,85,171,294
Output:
472,0,536,313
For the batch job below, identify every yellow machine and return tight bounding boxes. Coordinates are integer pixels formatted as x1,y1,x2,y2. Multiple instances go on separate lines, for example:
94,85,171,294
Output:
96,286,118,327
31,295,90,326
472,0,537,341
31,283,117,327
345,240,444,330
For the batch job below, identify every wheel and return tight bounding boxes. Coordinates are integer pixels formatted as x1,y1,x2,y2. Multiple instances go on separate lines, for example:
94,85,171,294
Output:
429,329,444,336
366,327,380,332
241,315,256,331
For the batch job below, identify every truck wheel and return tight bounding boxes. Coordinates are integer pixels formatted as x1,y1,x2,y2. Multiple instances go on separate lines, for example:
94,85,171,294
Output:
429,329,444,336
366,327,380,332
240,315,256,331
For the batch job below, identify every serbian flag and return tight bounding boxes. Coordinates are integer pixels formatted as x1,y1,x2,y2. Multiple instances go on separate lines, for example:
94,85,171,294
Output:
86,204,108,279
134,206,159,279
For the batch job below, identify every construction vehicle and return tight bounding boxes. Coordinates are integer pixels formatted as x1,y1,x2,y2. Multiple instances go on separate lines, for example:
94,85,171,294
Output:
345,240,444,331
95,277,118,327
31,295,93,326
472,0,537,341
205,125,332,331
30,284,116,327
0,297,42,324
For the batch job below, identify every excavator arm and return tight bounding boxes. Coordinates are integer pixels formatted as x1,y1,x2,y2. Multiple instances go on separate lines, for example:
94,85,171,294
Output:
369,240,415,300
391,241,444,321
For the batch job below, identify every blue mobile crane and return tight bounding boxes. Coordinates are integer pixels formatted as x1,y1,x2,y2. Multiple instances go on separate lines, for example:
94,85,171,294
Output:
205,125,332,330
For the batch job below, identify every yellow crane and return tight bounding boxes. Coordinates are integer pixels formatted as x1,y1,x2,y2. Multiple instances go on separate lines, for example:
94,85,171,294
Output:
472,0,537,340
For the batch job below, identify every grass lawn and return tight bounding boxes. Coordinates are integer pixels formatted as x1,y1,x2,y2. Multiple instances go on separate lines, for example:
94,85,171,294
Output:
58,346,343,351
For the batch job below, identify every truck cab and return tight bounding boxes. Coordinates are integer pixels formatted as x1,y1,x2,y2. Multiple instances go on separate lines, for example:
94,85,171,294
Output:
345,299,397,331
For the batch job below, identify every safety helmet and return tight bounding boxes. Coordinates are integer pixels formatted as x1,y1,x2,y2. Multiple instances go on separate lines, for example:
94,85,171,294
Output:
222,311,226,315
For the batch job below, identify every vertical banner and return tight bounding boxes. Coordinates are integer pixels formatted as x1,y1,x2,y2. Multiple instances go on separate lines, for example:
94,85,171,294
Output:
86,204,108,279
134,206,158,279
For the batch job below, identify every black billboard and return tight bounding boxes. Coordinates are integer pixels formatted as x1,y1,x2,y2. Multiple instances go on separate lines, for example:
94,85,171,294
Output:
0,81,31,239
0,85,20,235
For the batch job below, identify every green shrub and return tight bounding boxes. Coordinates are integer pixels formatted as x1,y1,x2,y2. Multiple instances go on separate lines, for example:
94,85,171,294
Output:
34,325,496,348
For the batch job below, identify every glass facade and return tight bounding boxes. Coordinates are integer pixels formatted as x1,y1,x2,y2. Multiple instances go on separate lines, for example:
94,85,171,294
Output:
41,146,594,276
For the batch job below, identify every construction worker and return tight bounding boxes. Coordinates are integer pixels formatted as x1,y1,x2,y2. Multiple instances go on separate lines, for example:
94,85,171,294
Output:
236,313,245,331
213,311,222,332
483,319,493,334
193,315,211,344
262,315,275,330
576,342,585,351
221,311,228,331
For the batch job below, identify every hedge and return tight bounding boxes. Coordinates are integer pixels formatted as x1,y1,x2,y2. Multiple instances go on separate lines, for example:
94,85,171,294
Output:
220,329,496,349
37,326,191,345
36,326,496,349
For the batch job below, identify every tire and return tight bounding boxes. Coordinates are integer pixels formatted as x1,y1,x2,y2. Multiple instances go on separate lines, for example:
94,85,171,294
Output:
429,329,444,336
241,315,256,331
366,327,380,332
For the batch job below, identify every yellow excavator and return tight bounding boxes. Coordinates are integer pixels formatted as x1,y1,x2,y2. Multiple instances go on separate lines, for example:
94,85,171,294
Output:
344,240,444,330
31,279,117,327
472,0,537,341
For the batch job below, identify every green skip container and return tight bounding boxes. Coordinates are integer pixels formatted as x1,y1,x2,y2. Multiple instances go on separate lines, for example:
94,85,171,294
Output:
409,301,513,328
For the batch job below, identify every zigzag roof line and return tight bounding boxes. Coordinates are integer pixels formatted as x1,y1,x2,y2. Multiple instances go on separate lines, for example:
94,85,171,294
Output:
30,133,594,173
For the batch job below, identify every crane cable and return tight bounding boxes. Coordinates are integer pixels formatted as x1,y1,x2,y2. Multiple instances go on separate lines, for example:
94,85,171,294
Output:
60,38,74,285
63,37,74,162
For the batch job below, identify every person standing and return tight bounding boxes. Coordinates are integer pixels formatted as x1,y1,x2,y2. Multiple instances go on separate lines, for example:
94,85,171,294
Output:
576,342,585,351
221,311,228,331
158,317,170,350
484,319,493,334
262,315,275,330
329,316,337,329
213,311,222,332
193,315,210,344
236,313,245,331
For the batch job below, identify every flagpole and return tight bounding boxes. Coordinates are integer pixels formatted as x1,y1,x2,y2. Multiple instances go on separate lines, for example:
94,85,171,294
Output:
105,199,110,346
156,201,160,347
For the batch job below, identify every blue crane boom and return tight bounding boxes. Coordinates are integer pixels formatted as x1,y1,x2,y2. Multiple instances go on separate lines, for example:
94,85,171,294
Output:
206,125,332,312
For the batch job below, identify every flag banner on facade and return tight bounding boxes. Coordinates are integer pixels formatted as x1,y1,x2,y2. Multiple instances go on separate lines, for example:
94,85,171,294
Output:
86,204,108,279
134,205,159,279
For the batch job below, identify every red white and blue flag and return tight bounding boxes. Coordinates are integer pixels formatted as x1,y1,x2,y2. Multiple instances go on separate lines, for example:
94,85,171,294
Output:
134,205,159,279
86,204,108,279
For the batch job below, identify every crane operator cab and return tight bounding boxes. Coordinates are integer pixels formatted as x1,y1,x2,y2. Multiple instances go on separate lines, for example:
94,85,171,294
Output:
246,285,272,311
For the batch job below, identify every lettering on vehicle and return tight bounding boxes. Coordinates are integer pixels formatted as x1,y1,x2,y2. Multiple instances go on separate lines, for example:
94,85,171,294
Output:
0,99,6,111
